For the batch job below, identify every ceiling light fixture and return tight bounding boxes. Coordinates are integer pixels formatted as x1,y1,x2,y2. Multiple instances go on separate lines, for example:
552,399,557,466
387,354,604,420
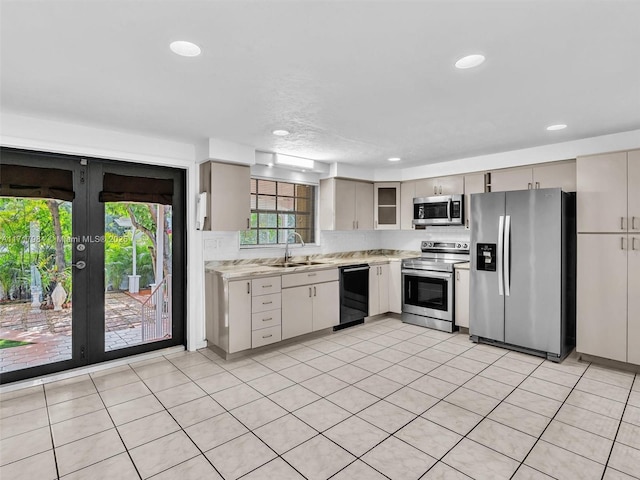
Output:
388,157,401,162
275,154,314,170
169,41,201,57
272,129,290,136
546,124,567,131
455,54,485,69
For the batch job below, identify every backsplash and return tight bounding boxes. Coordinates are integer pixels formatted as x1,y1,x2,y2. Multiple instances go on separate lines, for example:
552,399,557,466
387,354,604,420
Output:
202,227,470,262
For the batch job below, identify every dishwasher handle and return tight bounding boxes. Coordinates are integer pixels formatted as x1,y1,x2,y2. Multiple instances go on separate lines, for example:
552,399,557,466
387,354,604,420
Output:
341,266,370,273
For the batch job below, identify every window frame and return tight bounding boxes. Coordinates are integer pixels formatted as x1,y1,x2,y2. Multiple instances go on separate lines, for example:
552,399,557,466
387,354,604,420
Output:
240,176,318,248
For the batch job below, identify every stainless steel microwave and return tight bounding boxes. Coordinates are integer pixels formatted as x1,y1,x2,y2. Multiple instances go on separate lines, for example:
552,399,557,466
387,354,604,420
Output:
413,194,464,226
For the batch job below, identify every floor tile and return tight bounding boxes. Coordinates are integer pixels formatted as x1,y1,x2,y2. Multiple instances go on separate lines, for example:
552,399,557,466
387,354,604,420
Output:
230,397,287,430
602,467,638,480
247,372,294,395
422,461,473,479
555,403,620,439
431,341,471,356
542,419,613,464
575,377,630,403
91,368,140,392
566,389,628,419
395,417,462,459
608,442,640,477
194,371,242,394
354,373,403,397
357,400,416,433
253,414,317,454
148,453,222,479
326,385,379,413
422,402,482,436
294,398,350,431
241,457,304,479
0,385,43,402
479,365,527,387
530,365,580,388
129,430,199,479
445,356,488,374
372,347,412,363
117,410,180,449
511,464,555,479
99,380,151,407
55,428,125,477
185,412,248,451
463,375,513,400
0,425,52,467
132,359,178,379
415,347,457,364
300,373,349,396
377,364,423,385
468,418,537,461
44,377,97,405
304,354,346,372
488,402,551,437
584,365,635,389
268,384,320,411
518,376,571,402
0,407,49,440
284,346,324,363
142,370,191,393
108,394,164,426
329,347,368,363
524,439,605,480
51,409,114,447
623,404,640,427
205,432,276,480
352,354,394,373
331,459,388,480
444,387,500,416
210,383,263,410
362,435,436,480
325,415,388,456
493,356,539,375
409,375,458,399
0,450,57,480
61,452,139,480
47,393,104,424
328,364,372,384
385,386,439,415
283,435,355,480
230,362,273,382
179,361,225,380
443,438,519,480
504,388,562,418
617,421,640,450
168,395,224,428
280,363,323,383
460,347,503,365
154,380,206,409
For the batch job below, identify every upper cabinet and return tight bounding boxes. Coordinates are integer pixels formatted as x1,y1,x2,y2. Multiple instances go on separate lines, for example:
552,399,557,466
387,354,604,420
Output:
415,175,464,197
577,150,639,233
199,161,251,231
489,160,576,193
463,173,486,230
320,178,374,230
400,181,416,230
374,182,400,230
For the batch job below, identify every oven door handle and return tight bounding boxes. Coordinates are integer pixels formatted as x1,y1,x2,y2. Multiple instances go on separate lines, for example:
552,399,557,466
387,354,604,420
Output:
402,270,452,279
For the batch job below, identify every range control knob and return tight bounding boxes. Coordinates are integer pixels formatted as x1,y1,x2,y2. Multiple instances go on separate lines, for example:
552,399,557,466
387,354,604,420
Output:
463,243,469,249
456,243,461,248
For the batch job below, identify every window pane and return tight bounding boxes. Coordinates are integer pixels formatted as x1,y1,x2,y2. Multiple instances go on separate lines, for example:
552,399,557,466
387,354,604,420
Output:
250,194,257,209
258,229,277,244
257,179,276,196
295,197,311,212
296,214,311,229
258,213,277,228
240,230,257,245
257,195,276,210
278,214,295,228
295,184,312,198
279,183,294,196
250,179,258,194
250,212,258,228
278,197,294,212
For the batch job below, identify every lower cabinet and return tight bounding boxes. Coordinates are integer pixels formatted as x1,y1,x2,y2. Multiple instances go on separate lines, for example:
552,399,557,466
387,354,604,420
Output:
227,280,252,353
369,263,390,316
388,260,402,314
282,269,339,340
454,267,470,329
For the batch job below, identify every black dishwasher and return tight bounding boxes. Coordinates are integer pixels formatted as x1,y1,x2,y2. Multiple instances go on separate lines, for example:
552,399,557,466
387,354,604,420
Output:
335,264,369,331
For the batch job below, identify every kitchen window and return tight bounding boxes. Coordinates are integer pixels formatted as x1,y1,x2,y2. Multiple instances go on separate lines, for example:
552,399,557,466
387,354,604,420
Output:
240,178,316,246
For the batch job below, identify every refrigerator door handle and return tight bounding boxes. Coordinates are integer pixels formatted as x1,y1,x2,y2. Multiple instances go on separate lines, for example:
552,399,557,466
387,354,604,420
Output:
504,215,511,296
498,215,505,296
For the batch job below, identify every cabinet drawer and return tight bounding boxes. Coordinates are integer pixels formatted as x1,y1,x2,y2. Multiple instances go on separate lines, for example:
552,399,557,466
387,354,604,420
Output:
282,268,339,288
252,293,282,313
252,325,281,348
252,276,281,296
252,309,281,330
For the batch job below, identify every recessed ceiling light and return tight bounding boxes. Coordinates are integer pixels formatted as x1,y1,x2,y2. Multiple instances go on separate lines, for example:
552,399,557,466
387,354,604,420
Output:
272,129,290,136
169,41,201,57
546,124,567,131
388,157,401,162
455,54,485,69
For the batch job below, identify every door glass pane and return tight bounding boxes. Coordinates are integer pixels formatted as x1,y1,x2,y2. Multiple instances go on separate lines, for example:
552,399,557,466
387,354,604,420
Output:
104,202,172,351
0,197,73,373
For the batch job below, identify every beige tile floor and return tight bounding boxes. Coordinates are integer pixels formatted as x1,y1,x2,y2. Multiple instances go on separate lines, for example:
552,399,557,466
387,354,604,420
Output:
1,317,639,480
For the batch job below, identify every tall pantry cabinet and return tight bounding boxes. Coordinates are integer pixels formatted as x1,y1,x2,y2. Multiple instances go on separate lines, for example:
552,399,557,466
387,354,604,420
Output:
576,150,640,365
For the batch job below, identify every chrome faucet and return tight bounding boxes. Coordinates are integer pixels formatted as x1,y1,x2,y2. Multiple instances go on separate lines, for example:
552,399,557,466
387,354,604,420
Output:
284,232,305,263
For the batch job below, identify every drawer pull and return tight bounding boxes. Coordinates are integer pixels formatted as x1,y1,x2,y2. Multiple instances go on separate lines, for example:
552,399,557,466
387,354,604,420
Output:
262,301,273,305
262,284,272,288
307,273,317,276
262,334,273,339
262,318,272,322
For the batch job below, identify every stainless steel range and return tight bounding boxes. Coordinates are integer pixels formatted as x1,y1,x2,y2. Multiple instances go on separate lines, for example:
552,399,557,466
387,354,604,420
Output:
401,241,470,332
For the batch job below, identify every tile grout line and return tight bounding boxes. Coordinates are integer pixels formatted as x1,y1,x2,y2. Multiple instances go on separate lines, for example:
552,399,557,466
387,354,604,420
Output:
42,385,62,480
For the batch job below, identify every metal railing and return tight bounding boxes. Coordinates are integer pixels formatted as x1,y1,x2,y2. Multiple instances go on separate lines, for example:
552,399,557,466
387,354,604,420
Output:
141,275,172,342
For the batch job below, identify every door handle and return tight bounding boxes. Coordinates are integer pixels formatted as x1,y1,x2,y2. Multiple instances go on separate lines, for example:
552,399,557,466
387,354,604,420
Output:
621,237,627,250
504,215,511,297
633,237,638,251
247,282,251,294
71,260,86,270
309,287,312,297
314,286,317,296
621,217,627,230
247,218,250,229
633,217,638,230
497,215,505,296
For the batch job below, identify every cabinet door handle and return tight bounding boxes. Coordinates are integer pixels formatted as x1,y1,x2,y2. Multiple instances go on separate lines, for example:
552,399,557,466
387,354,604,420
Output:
633,217,638,230
465,218,469,229
621,237,627,250
439,186,442,195
247,218,250,229
262,301,272,305
262,284,272,288
633,237,638,251
535,182,540,189
433,186,437,195
307,273,316,277
528,183,532,190
262,334,273,339
456,271,460,280
313,286,317,296
621,217,627,230
309,287,312,297
247,282,250,294
356,220,359,229
353,220,356,229
262,317,272,322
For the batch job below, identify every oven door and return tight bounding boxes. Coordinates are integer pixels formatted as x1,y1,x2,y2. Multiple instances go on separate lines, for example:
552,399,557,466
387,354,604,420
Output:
401,269,453,321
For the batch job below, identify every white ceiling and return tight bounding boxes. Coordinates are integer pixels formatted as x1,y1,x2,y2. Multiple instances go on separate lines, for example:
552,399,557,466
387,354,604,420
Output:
2,0,639,168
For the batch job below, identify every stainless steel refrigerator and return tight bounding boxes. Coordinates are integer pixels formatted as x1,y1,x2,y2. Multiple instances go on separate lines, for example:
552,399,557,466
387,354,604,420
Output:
469,188,576,362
